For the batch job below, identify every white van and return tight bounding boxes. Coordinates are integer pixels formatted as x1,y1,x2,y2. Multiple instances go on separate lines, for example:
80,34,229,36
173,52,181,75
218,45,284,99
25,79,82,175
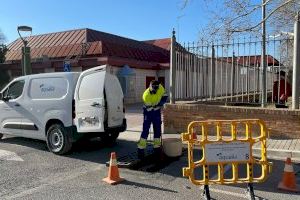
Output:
0,65,126,154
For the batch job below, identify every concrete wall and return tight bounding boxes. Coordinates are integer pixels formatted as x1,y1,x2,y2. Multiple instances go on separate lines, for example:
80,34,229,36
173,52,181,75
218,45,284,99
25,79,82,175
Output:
163,103,300,139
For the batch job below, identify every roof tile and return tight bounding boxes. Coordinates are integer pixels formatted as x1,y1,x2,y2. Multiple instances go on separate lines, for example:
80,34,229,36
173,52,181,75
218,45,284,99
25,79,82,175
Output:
5,28,170,65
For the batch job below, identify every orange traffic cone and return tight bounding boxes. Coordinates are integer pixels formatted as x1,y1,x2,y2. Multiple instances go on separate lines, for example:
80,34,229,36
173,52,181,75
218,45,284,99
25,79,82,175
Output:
278,157,300,192
102,152,125,185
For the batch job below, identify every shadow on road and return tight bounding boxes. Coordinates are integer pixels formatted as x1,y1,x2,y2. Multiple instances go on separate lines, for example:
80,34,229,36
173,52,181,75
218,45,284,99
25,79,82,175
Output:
122,180,178,193
1,137,48,151
0,136,138,165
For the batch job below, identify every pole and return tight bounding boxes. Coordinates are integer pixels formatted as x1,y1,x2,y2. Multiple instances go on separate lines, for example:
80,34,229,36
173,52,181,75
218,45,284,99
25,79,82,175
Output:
21,46,25,75
24,46,31,75
170,29,176,104
202,185,211,200
292,12,300,110
261,0,267,107
211,45,216,99
231,52,236,100
21,40,32,75
246,183,255,200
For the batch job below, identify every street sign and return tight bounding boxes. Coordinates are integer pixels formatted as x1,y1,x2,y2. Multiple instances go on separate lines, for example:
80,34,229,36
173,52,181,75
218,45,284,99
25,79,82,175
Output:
205,141,250,163
63,60,71,72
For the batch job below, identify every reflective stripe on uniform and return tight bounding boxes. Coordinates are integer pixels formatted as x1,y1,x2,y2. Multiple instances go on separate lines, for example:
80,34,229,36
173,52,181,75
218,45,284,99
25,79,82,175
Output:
153,138,161,148
146,107,153,111
153,106,161,111
137,138,147,149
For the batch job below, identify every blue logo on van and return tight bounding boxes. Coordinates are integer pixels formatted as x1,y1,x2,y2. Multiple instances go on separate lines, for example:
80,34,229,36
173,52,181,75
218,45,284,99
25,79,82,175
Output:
40,84,55,92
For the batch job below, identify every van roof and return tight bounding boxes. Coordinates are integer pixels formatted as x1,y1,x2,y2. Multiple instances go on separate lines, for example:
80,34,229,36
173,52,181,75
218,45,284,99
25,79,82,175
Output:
13,65,108,81
13,72,80,81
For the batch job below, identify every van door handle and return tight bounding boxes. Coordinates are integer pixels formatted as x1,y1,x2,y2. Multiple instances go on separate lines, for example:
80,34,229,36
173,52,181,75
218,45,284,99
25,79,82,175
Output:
14,103,20,107
91,102,101,107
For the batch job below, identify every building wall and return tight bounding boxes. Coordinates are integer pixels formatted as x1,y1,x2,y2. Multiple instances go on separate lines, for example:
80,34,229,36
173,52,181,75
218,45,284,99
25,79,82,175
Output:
135,69,157,103
44,68,55,73
71,67,83,72
7,63,168,104
164,69,170,93
106,65,163,104
163,103,300,139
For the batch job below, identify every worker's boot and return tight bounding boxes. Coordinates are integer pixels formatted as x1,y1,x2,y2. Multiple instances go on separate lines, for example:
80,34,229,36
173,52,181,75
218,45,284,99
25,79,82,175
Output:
137,148,145,159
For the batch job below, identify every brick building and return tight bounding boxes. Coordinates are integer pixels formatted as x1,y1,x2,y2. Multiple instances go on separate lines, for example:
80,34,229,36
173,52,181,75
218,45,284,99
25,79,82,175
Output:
0,28,171,103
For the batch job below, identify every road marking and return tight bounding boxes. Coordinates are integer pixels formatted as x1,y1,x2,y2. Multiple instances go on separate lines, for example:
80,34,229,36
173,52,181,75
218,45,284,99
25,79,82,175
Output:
208,187,248,199
0,149,24,161
208,187,267,200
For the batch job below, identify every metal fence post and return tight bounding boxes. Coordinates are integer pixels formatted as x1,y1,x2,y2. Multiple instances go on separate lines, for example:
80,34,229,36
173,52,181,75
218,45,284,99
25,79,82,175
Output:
292,12,300,110
261,0,267,107
211,45,216,99
170,29,176,104
231,52,236,100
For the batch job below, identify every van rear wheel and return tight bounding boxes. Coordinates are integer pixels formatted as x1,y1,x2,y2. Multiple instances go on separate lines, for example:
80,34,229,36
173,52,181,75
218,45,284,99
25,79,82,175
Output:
100,132,119,145
46,124,72,155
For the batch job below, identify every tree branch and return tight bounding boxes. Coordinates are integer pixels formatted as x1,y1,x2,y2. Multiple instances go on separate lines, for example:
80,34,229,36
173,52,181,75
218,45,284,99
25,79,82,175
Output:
231,0,296,32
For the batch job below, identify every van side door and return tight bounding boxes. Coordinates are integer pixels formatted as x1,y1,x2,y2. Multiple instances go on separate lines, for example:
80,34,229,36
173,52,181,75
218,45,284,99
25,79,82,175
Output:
74,69,105,133
0,80,25,136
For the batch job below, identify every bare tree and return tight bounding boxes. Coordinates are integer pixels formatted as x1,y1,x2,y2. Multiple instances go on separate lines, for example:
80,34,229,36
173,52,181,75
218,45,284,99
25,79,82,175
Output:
0,29,9,89
0,29,7,63
0,29,5,45
182,0,299,40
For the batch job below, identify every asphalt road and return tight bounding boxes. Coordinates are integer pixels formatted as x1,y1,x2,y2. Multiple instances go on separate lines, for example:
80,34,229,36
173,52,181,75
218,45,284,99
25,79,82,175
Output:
0,107,300,200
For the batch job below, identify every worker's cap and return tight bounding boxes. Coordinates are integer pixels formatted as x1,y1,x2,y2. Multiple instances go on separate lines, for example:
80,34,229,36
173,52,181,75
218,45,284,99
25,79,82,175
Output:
150,80,160,90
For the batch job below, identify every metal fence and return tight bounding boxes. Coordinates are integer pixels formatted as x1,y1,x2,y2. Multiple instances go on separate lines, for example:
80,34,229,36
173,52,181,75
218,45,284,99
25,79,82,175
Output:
171,33,294,105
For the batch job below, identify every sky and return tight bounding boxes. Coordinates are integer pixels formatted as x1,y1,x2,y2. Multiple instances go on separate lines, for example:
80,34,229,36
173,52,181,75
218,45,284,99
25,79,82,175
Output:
0,0,212,44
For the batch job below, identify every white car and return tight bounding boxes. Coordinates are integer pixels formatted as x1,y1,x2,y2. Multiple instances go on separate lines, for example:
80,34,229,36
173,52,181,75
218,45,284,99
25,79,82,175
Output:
0,65,126,154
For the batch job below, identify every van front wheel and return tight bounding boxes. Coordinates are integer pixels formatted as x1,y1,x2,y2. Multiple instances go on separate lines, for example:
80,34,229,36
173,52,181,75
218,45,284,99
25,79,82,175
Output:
46,124,72,155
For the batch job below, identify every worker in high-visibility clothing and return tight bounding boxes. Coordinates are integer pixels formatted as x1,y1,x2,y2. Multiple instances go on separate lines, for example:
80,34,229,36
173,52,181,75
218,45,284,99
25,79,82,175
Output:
137,80,168,159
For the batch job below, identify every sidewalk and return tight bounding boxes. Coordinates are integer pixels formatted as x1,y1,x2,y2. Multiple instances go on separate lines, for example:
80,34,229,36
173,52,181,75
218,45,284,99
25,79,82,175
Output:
125,125,300,163
252,138,300,163
125,104,300,163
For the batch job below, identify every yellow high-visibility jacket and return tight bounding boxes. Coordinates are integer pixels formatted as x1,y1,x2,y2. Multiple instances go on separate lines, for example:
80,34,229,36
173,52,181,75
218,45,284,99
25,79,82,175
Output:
142,84,165,106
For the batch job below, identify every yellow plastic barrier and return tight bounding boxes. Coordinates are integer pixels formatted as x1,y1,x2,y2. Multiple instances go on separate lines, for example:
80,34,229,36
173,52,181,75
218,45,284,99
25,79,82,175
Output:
182,119,272,186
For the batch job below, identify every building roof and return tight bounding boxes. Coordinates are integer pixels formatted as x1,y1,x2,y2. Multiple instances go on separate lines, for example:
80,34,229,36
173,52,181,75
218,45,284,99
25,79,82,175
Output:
5,28,170,68
222,55,280,66
143,38,171,51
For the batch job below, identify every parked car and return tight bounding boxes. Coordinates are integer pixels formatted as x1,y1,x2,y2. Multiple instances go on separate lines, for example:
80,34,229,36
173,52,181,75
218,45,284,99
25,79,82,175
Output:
0,65,126,154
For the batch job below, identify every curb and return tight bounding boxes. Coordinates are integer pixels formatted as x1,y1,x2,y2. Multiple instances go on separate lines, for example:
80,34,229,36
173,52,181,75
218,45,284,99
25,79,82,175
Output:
252,147,300,163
